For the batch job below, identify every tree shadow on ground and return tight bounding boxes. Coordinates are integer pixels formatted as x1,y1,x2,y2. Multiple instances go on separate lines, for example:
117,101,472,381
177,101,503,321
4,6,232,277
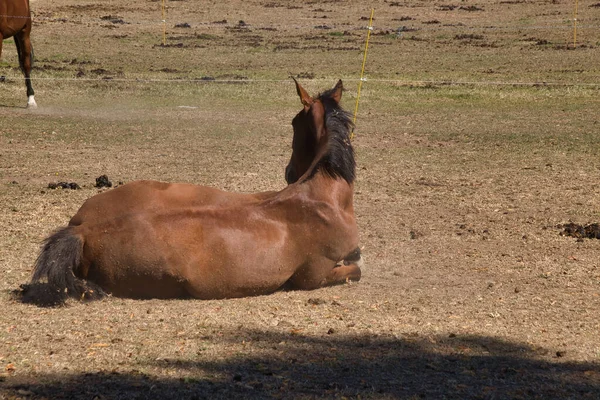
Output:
2,330,599,399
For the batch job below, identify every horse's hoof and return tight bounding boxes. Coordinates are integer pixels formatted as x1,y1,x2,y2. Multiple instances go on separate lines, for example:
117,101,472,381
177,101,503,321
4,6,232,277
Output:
27,96,37,109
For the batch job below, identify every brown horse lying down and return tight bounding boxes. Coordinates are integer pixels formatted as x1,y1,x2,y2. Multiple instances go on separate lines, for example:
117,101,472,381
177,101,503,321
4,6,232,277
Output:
0,0,36,107
25,80,363,301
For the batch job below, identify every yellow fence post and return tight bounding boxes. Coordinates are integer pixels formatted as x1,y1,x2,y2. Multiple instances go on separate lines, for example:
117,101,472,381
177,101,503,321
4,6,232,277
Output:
351,8,374,140
573,0,579,47
162,0,167,46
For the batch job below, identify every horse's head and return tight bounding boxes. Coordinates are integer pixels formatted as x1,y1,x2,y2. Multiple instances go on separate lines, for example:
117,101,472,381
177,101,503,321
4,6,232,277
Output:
285,79,346,184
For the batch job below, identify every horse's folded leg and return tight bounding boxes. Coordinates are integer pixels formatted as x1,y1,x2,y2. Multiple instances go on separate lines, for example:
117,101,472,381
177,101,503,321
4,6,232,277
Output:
321,263,361,287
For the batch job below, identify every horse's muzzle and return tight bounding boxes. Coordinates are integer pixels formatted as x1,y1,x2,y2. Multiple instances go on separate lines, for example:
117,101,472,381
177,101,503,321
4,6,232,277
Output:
340,247,364,271
285,164,297,184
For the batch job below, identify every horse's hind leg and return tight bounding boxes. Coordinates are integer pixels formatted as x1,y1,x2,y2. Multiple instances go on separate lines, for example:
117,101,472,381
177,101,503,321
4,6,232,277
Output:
15,31,36,108
0,36,4,80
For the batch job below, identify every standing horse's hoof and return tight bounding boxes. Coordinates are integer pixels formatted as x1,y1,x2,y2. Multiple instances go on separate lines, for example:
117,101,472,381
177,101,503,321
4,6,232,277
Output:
26,96,37,109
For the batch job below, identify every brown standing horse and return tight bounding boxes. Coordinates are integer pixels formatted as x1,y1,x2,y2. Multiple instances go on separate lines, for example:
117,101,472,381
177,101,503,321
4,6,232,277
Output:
25,79,362,301
0,0,36,108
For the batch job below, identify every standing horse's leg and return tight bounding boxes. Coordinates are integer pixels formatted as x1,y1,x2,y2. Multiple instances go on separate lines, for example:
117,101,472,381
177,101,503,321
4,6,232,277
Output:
0,35,4,79
15,31,36,108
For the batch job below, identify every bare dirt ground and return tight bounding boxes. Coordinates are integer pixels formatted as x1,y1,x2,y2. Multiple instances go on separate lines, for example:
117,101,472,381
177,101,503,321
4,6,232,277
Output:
1,0,600,398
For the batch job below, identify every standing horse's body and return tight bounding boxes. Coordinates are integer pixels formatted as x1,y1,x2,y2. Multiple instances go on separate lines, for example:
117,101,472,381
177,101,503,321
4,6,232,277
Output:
0,0,36,108
27,80,362,301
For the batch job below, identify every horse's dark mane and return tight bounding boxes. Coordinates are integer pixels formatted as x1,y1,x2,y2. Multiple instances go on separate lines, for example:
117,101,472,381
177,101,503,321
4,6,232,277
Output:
308,90,356,183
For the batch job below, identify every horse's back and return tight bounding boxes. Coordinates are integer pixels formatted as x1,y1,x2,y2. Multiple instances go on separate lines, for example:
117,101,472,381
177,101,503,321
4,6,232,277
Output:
69,180,256,227
69,180,169,226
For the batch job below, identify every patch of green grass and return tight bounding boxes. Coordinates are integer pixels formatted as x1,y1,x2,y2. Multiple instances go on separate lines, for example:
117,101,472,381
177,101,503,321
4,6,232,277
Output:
196,33,218,40
355,81,600,160
444,92,474,101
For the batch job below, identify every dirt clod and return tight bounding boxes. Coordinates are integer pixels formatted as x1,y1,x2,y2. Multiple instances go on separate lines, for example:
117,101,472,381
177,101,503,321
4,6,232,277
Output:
100,15,126,24
307,298,327,306
95,175,112,188
559,223,600,240
47,182,81,190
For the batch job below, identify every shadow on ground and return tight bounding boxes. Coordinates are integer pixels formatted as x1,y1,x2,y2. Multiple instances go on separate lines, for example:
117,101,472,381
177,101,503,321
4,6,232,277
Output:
2,330,599,399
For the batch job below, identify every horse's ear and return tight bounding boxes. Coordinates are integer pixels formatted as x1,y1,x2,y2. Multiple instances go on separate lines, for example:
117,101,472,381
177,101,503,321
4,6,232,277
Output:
292,77,313,110
331,79,344,104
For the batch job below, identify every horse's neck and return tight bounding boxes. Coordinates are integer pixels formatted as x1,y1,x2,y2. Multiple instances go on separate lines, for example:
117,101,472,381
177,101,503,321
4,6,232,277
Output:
304,173,355,211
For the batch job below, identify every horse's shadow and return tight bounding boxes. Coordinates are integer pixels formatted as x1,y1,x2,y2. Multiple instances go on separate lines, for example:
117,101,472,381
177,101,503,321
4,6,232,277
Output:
12,282,106,307
2,328,599,399
12,282,346,307
0,102,27,109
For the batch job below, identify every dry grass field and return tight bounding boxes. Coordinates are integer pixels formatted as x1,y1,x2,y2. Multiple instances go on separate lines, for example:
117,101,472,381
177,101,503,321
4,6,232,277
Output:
1,0,600,398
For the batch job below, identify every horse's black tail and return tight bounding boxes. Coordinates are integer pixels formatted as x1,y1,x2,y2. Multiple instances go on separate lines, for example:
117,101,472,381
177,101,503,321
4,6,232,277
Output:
32,227,82,293
19,227,104,306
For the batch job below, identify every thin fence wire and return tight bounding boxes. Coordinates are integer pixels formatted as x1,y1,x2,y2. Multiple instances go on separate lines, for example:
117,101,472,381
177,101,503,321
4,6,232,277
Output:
1,76,599,88
1,14,599,32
